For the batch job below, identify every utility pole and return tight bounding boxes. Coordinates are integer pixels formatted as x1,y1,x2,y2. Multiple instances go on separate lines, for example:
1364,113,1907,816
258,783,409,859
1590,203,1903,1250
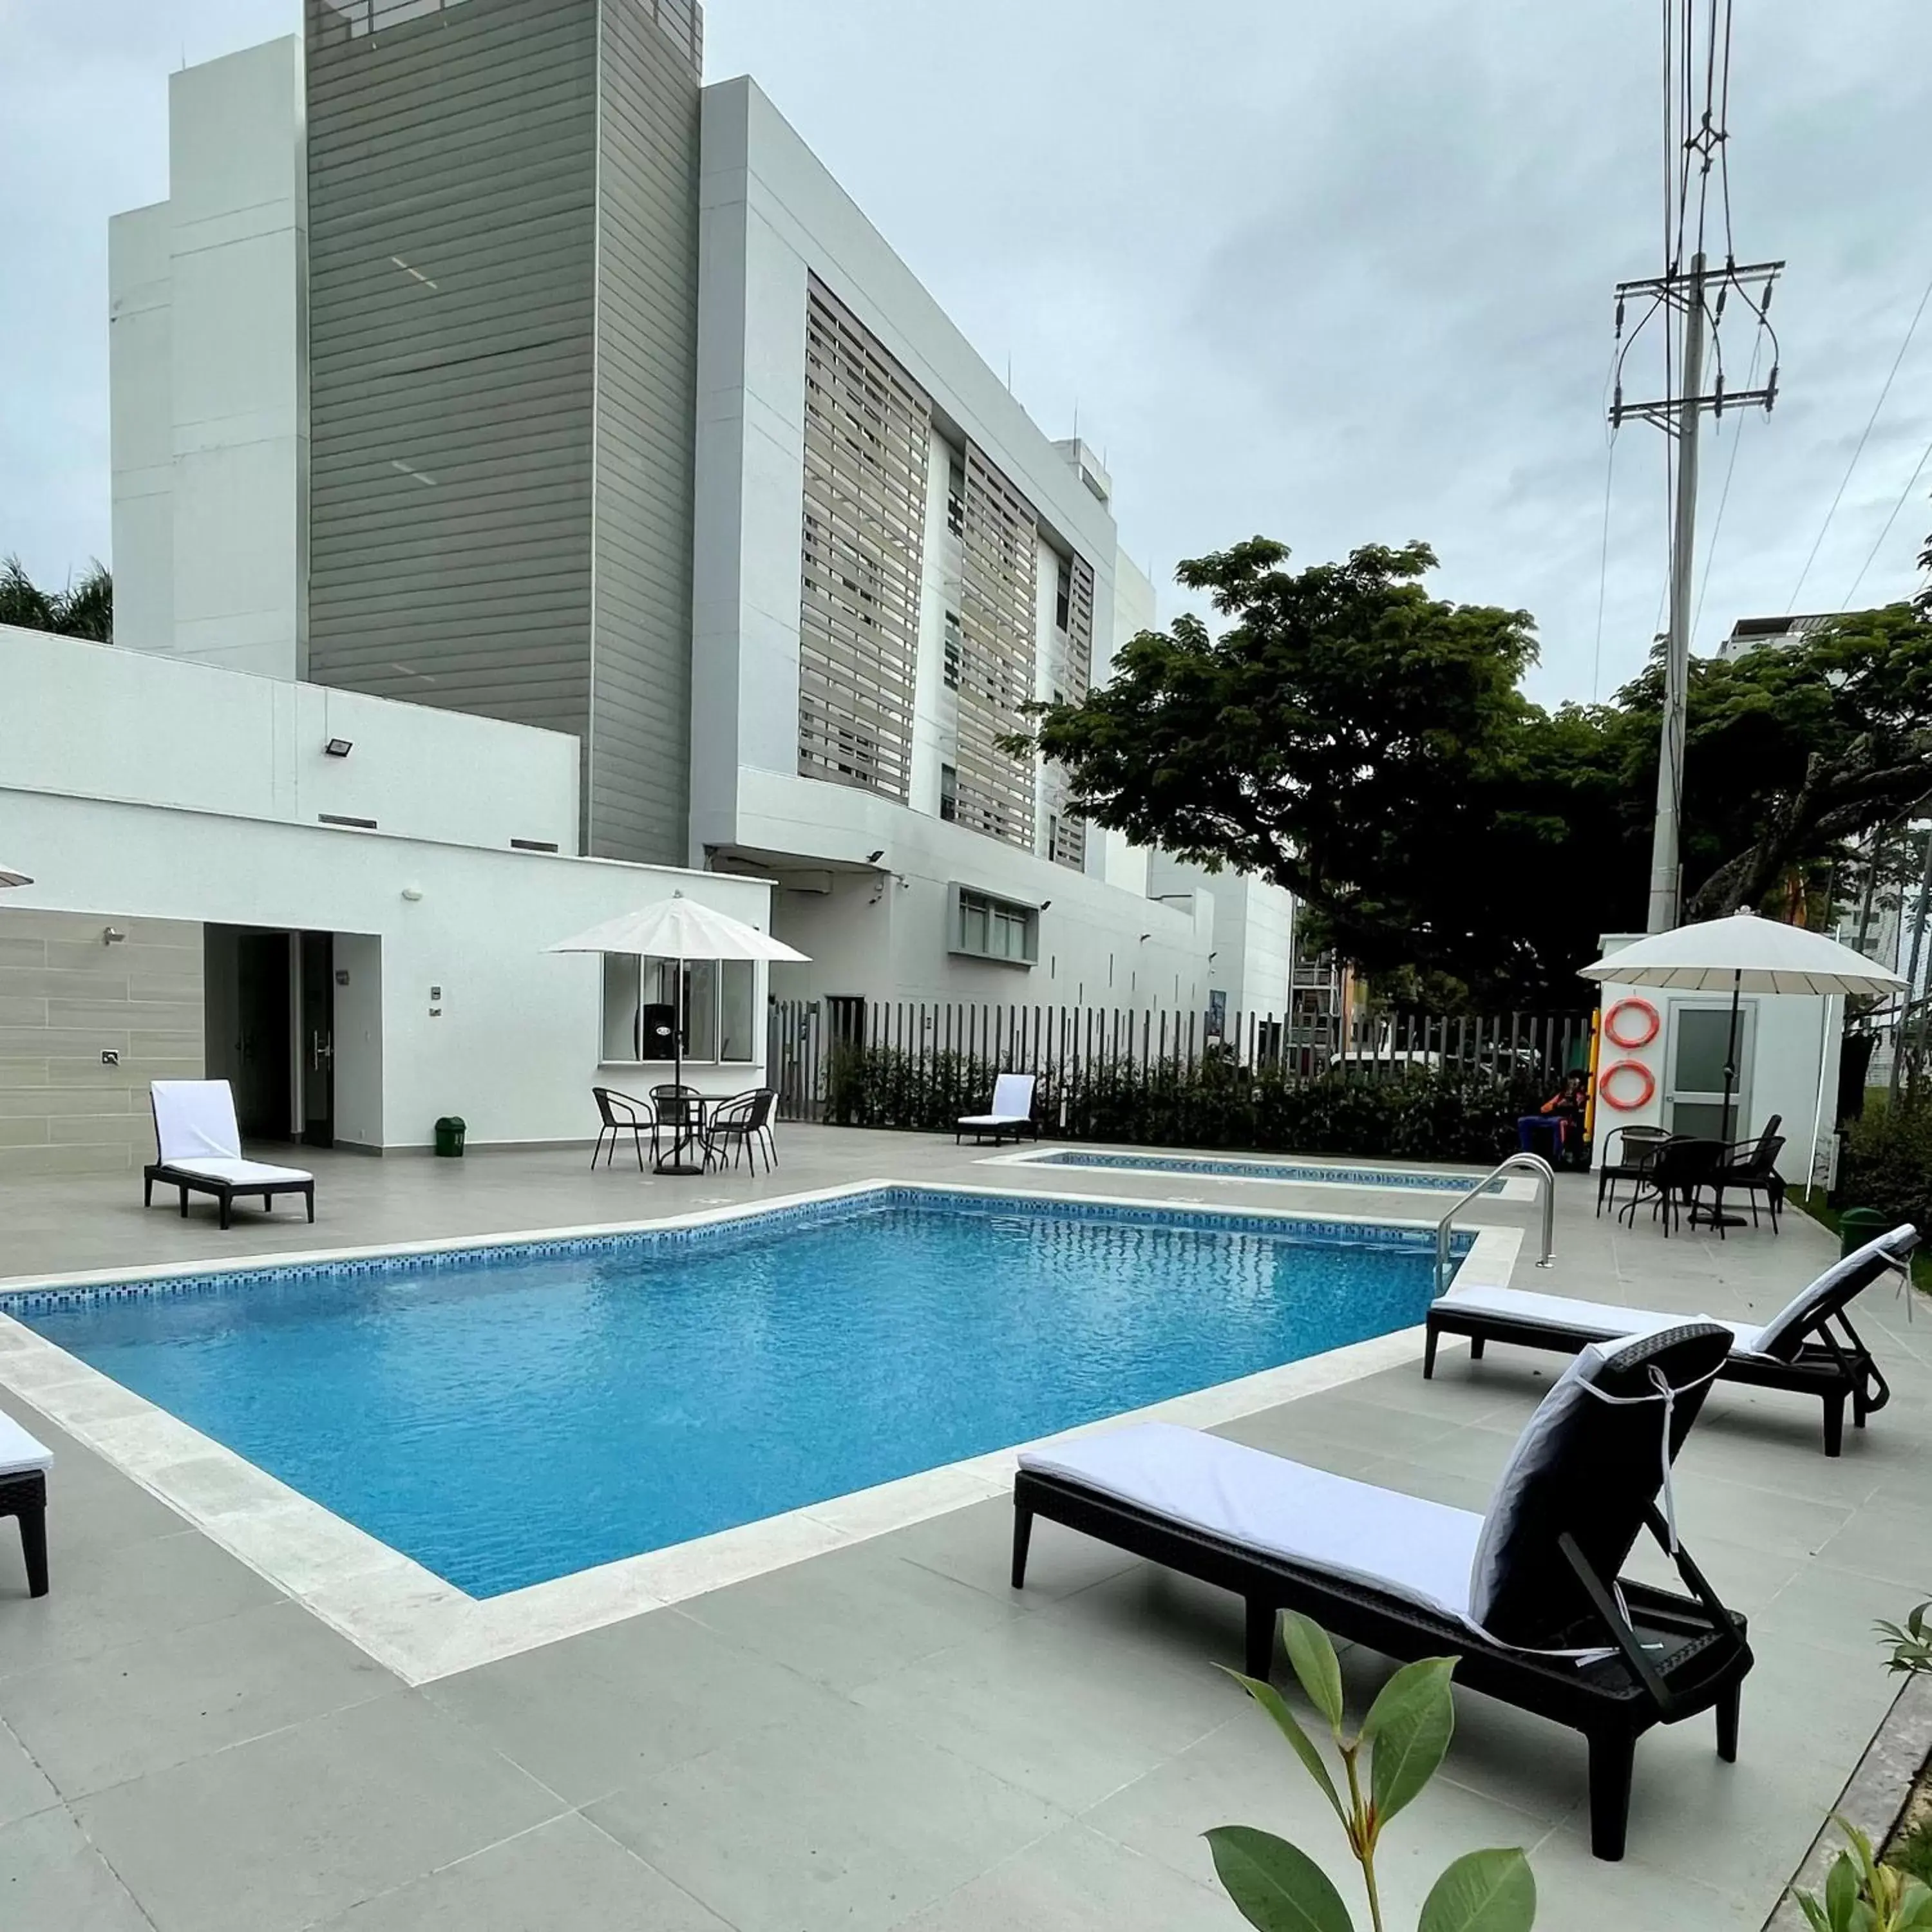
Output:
1610,0,1782,932
1613,254,1781,931
1654,251,1706,934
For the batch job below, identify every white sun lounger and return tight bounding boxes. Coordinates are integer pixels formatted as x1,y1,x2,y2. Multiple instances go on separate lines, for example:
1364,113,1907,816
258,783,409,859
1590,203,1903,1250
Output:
1014,1323,1750,1862
956,1071,1039,1145
0,1410,53,1598
144,1079,316,1231
1424,1223,1918,1454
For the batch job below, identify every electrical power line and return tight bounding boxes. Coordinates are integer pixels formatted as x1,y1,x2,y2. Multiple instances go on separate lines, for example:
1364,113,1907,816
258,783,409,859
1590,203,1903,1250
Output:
1692,330,1763,638
1787,261,1932,612
1842,431,1932,609
1591,430,1618,702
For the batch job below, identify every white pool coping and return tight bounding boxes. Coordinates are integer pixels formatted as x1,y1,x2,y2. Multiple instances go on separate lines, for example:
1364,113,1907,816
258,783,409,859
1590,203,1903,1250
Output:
0,1179,1522,1686
980,1144,1540,1200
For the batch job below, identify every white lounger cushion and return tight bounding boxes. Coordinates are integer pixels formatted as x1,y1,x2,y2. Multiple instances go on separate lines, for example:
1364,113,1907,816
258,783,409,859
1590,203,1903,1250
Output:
960,1074,1036,1129
0,1412,53,1479
1441,1285,1757,1352
151,1081,312,1186
151,1079,244,1163
1441,1220,1919,1363
1020,1421,1481,1625
161,1157,313,1188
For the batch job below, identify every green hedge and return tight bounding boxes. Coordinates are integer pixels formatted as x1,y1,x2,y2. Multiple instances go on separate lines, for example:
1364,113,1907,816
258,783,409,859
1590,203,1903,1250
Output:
826,1045,1548,1165
1840,1100,1932,1229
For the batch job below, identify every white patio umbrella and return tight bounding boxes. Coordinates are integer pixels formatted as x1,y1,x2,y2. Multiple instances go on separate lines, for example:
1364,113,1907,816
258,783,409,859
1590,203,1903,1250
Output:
1579,910,1905,1175
547,890,810,1172
0,863,32,888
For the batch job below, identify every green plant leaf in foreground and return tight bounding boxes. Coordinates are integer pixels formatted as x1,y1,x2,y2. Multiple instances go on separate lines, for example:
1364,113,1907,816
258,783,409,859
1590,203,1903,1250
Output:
1417,1847,1537,1932
1363,1657,1457,1835
1204,1825,1356,1932
1282,1611,1347,1735
1218,1667,1346,1823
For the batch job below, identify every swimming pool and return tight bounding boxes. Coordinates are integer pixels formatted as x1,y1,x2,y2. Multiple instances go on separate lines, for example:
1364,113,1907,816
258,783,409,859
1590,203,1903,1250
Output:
10,1188,1463,1598
1003,1149,1499,1193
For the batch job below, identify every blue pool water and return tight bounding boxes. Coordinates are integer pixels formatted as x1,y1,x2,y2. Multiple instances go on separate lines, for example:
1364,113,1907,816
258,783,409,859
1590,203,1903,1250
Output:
1023,1150,1495,1192
14,1190,1459,1597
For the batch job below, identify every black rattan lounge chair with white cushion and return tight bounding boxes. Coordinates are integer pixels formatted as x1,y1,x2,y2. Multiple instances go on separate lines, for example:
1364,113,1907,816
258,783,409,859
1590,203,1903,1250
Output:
0,1409,53,1598
143,1080,315,1231
1012,1323,1749,1861
956,1072,1037,1145
1423,1223,1916,1455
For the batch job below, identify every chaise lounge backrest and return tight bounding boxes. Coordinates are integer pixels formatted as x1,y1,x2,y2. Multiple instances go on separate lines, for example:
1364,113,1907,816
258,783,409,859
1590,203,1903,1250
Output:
989,1073,1036,1120
150,1079,243,1165
1743,1224,1920,1361
1468,1321,1734,1649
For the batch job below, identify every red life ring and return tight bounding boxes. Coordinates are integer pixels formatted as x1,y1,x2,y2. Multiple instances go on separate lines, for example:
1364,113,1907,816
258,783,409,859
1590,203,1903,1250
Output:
1604,997,1660,1050
1599,1059,1657,1111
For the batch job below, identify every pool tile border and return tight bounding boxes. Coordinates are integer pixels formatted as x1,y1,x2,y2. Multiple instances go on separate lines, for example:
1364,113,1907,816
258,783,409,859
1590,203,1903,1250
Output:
0,1180,1520,1686
0,1181,1470,1313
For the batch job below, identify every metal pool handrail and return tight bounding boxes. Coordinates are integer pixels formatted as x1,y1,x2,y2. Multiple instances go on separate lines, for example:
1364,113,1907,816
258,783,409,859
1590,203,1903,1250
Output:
1434,1151,1556,1298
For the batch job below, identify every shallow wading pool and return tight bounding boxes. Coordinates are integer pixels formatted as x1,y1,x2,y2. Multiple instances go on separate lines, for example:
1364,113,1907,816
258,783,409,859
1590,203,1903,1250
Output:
1001,1148,1502,1193
8,1189,1468,1596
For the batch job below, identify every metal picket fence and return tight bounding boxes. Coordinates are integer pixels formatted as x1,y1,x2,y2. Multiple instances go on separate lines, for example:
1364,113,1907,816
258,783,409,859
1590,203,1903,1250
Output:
766,997,1592,1129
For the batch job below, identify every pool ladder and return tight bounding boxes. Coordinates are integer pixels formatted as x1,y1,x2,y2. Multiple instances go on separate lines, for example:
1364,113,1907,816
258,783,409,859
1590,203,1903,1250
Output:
1434,1151,1557,1299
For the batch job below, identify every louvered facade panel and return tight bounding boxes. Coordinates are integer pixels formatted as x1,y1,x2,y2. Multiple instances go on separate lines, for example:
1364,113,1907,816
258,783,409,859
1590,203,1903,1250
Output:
795,279,930,800
953,444,1037,849
1044,548,1095,866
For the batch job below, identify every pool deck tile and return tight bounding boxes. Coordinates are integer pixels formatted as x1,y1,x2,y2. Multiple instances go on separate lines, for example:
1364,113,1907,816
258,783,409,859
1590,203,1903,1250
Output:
0,1126,1922,1929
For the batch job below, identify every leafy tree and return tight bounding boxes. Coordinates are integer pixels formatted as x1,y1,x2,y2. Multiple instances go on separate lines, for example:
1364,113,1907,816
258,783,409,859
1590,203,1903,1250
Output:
0,554,113,641
1010,538,1543,996
1014,536,1932,1003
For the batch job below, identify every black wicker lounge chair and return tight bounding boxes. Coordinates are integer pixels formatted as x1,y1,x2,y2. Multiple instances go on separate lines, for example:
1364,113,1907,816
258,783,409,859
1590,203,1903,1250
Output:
1012,1323,1750,1861
956,1073,1038,1146
1423,1224,1916,1455
0,1410,52,1598
142,1080,314,1231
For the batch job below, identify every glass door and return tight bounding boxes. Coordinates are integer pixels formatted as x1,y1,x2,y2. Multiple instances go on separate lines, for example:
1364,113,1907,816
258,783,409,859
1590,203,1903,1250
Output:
1665,1001,1753,1144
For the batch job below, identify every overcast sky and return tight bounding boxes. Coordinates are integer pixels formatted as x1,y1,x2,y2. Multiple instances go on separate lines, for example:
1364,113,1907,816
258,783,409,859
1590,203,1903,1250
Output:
4,0,1929,705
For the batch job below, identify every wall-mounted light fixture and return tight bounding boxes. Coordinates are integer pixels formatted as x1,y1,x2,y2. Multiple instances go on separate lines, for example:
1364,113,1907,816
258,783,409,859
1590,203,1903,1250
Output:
1039,900,1052,912
102,926,126,945
866,849,886,865
401,886,424,902
324,738,354,758
1138,933,1151,943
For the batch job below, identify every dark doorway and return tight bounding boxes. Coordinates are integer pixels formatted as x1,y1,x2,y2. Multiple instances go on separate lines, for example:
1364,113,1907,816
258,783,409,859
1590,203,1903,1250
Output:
232,931,293,1141
300,931,336,1148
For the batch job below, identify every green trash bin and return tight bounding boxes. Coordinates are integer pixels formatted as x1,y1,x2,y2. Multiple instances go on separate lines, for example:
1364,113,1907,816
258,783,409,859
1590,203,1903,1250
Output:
433,1115,466,1159
1839,1206,1889,1257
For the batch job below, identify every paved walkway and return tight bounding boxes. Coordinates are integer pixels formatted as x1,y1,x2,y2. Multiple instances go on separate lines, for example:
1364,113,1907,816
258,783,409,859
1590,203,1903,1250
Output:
0,1131,1924,1931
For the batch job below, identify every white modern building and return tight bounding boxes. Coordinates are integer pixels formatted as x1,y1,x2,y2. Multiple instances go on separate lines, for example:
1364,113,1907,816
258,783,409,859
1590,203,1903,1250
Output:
0,623,777,1175
12,1,1305,1173
689,78,1261,1016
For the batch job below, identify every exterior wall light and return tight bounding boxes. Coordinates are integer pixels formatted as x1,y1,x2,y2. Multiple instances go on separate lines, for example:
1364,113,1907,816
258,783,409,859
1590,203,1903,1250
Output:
325,738,354,757
401,886,424,902
102,926,127,945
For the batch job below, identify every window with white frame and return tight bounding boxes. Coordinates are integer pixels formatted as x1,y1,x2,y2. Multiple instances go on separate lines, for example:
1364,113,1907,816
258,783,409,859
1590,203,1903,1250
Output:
948,886,1037,966
600,955,757,1063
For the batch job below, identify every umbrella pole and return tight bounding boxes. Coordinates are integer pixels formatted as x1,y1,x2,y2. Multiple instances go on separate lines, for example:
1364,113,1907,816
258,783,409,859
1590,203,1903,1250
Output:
1719,967,1742,1144
1700,967,1750,1231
